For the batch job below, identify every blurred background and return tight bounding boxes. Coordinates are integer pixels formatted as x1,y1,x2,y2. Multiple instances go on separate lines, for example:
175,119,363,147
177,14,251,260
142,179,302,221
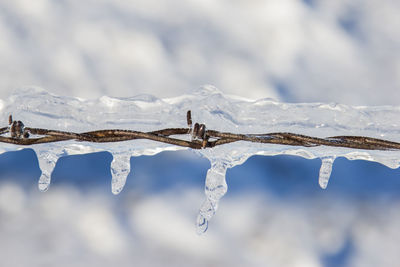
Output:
0,0,400,266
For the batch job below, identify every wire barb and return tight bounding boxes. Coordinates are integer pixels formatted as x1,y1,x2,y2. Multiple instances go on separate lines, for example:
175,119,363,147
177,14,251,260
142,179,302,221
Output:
9,115,30,139
0,111,400,151
186,110,192,129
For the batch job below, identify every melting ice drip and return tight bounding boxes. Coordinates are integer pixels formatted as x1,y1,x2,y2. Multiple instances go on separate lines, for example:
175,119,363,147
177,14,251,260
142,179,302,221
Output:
196,160,228,234
2,86,400,233
33,147,63,192
319,157,335,189
111,153,131,195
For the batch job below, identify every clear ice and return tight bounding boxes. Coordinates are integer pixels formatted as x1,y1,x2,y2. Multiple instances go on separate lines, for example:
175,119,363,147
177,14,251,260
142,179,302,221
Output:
111,153,131,195
319,157,335,189
33,147,63,192
1,86,400,232
197,160,228,234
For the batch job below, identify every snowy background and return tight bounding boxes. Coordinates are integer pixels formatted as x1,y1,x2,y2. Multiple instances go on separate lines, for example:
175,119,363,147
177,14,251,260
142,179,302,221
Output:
1,1,400,266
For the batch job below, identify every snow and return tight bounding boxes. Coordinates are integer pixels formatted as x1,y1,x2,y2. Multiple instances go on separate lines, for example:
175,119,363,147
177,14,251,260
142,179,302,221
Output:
1,86,400,232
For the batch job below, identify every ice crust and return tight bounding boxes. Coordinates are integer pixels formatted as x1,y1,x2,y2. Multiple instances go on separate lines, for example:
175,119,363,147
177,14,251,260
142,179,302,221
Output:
1,86,400,232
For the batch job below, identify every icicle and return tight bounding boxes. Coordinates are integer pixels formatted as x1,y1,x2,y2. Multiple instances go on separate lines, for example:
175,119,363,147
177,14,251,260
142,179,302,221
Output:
196,213,209,234
205,161,228,201
318,157,335,189
196,160,228,234
110,153,131,195
34,149,61,192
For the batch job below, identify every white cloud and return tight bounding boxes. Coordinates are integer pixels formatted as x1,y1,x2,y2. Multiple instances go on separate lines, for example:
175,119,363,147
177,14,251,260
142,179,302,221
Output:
1,0,398,104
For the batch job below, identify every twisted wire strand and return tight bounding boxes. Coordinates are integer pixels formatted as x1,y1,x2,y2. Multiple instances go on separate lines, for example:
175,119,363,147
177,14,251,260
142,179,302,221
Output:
0,111,399,151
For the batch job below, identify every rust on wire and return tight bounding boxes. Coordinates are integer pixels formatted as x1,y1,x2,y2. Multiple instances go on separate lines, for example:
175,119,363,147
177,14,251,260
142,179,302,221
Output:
1,110,400,151
186,110,192,129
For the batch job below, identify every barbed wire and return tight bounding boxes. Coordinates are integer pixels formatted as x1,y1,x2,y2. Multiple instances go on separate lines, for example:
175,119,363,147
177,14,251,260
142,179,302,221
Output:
0,111,400,151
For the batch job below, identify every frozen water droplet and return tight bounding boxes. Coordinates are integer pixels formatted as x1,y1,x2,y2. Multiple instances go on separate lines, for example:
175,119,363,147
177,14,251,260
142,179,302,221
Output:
111,154,131,195
196,199,216,234
196,160,228,233
198,198,216,221
34,149,61,192
319,157,335,189
196,214,209,235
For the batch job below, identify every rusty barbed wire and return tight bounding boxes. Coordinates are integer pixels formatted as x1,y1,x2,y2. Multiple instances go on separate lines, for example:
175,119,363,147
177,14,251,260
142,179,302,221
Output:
0,111,400,151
